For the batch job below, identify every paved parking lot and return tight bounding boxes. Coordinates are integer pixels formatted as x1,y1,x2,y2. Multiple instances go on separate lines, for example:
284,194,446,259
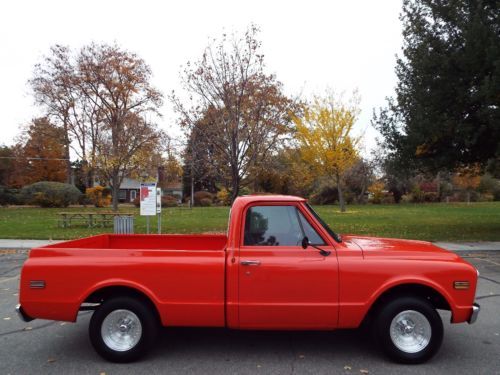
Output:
0,249,499,375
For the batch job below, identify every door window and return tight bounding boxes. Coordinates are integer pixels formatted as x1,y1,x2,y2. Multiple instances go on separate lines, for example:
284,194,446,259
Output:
296,209,326,245
244,205,325,246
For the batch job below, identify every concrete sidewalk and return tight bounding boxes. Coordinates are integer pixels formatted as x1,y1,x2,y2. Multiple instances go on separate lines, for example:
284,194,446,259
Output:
0,239,62,250
0,238,499,251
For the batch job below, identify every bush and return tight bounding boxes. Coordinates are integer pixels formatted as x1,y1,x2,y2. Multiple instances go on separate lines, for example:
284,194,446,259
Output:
199,198,212,207
457,190,479,202
194,191,214,206
410,185,425,203
479,193,494,202
216,188,231,206
494,186,500,201
0,186,19,206
21,181,81,208
309,186,338,205
381,195,395,204
161,195,178,207
424,192,439,202
85,186,111,207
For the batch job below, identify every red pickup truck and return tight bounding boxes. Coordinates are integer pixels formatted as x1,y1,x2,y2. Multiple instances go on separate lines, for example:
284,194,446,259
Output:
17,195,479,364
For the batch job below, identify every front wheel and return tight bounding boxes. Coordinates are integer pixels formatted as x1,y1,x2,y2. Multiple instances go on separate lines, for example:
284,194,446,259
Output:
89,297,158,362
374,296,443,364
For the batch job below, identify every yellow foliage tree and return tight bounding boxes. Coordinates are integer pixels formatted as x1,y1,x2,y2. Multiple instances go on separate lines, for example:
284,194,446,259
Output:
368,181,385,204
293,92,361,212
452,164,481,204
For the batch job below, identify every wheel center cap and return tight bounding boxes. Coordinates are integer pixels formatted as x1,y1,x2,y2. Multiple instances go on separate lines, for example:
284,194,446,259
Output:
119,323,130,332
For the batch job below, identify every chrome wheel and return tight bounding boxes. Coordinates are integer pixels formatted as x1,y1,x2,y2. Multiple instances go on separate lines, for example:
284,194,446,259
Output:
101,309,142,352
389,310,431,353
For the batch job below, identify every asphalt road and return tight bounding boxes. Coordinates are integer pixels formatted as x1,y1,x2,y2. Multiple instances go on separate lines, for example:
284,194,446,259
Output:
0,250,499,375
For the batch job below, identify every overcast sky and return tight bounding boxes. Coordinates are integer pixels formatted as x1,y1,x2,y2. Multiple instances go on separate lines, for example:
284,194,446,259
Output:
0,0,403,155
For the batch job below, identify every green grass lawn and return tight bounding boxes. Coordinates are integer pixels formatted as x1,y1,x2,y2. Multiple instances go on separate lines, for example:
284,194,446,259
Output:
0,202,499,241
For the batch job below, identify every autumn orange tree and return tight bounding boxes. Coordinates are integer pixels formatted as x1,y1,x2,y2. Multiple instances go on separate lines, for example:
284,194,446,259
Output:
11,118,68,187
293,92,361,212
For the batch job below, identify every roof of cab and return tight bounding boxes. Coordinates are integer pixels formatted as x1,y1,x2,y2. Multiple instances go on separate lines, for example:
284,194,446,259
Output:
234,195,306,203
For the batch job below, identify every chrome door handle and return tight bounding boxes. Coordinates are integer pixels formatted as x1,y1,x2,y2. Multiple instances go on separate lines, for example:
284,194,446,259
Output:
241,260,261,266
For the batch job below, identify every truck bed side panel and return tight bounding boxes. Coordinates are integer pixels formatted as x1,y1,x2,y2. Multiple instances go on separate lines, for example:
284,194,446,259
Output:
20,248,226,327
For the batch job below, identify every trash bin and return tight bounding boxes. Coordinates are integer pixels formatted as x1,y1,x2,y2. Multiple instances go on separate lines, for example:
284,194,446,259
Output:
114,215,134,234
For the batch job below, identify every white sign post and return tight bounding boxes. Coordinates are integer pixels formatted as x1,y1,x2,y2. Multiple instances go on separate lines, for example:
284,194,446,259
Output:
140,182,156,234
156,188,162,234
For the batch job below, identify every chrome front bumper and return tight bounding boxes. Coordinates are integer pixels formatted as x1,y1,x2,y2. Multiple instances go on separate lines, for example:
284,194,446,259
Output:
468,303,480,324
15,304,34,322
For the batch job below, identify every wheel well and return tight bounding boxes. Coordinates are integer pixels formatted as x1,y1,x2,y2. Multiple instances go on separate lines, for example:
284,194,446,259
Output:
362,283,451,327
83,286,161,322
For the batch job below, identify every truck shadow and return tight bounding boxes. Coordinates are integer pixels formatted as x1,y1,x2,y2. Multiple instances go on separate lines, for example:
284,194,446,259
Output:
151,326,378,361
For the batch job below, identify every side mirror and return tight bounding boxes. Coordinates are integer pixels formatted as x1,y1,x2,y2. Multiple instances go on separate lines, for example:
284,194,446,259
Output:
301,236,331,257
301,236,309,249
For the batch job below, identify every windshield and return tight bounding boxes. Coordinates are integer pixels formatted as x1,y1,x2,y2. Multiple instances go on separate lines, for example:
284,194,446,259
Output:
305,203,342,243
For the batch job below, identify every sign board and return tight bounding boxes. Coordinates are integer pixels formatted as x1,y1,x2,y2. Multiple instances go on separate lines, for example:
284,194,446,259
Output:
156,188,162,213
140,182,157,216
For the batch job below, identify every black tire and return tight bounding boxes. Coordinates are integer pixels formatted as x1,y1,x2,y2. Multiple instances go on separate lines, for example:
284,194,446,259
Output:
374,296,443,364
89,297,158,363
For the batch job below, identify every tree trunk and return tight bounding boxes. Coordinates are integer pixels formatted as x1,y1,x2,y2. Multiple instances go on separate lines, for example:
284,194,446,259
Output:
62,118,72,185
358,184,366,204
111,171,119,211
337,175,346,212
230,172,240,204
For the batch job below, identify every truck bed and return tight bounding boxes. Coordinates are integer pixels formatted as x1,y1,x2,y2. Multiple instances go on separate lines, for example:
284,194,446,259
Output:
21,234,228,327
43,233,228,251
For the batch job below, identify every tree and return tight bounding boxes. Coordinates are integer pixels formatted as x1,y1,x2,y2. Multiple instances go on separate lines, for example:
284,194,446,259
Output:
344,158,375,204
12,118,68,186
30,45,81,184
374,0,500,173
0,145,16,187
77,43,163,210
294,92,360,212
173,25,296,202
453,164,481,203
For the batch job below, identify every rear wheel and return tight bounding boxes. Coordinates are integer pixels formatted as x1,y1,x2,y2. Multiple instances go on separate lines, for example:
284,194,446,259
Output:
374,296,443,364
89,297,158,362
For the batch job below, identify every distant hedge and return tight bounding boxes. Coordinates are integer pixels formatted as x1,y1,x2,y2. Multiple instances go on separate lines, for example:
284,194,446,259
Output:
0,186,19,206
21,181,82,208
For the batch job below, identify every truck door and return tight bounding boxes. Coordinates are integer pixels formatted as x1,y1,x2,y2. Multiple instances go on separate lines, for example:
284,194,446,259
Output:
238,204,339,329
